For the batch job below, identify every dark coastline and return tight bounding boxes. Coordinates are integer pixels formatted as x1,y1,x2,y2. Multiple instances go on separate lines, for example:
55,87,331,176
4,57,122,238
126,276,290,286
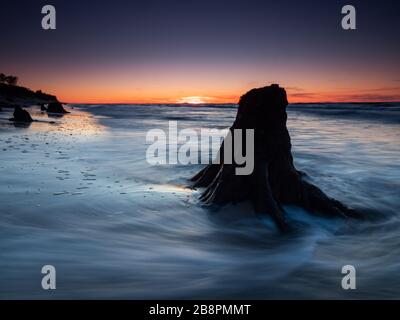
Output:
0,83,58,108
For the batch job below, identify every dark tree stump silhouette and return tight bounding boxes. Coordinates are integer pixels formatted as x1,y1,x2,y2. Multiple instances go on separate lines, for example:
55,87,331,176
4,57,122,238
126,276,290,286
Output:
10,106,33,123
47,102,69,114
191,84,361,231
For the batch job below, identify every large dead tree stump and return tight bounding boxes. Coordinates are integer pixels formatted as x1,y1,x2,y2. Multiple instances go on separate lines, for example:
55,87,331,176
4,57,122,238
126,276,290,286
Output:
191,84,361,231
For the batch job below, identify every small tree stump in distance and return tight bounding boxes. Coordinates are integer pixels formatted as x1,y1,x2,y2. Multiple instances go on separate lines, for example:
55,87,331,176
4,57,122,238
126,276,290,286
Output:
191,84,361,231
10,106,33,123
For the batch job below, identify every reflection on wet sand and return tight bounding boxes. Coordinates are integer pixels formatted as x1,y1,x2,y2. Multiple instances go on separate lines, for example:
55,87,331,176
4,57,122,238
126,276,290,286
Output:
0,105,104,135
10,121,32,129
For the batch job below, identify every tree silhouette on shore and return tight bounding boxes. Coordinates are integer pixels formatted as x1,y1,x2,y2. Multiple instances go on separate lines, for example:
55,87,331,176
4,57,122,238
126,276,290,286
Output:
0,73,18,86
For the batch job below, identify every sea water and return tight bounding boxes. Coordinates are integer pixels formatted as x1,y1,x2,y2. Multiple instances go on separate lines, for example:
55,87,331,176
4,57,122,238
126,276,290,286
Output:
0,103,399,299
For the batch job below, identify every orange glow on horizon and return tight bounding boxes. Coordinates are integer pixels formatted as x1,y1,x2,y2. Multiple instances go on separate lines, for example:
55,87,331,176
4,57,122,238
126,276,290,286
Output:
55,90,400,105
47,85,400,104
15,70,400,105
6,50,399,105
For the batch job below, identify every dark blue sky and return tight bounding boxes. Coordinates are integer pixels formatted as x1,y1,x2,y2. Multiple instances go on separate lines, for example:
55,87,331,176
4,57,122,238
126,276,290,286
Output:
1,0,399,102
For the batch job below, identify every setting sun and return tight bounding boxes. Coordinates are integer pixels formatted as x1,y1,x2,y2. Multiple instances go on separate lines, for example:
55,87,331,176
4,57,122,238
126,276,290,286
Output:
177,96,209,104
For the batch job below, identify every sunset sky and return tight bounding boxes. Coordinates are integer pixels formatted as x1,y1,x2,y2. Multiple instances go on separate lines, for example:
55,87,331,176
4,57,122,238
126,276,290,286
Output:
1,0,399,103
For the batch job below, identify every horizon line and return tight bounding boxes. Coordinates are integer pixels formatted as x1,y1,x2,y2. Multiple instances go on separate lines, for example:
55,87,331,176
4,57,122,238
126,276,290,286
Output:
63,100,400,105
